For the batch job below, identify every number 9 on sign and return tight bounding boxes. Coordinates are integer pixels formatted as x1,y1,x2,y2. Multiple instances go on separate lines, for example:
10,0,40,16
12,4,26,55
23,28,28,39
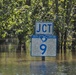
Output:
40,44,47,54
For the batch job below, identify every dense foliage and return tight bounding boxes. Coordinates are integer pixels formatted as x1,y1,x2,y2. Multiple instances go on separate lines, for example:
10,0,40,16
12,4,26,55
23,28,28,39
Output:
0,0,76,52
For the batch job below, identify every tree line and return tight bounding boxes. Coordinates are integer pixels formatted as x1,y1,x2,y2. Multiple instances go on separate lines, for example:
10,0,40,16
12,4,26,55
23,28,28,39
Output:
0,0,76,53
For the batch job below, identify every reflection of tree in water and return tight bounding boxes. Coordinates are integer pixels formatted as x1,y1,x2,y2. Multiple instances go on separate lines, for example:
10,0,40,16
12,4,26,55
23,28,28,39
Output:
57,62,76,75
56,49,74,62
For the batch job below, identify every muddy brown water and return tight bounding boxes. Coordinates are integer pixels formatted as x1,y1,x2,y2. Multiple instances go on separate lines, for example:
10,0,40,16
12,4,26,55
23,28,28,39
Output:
0,51,76,75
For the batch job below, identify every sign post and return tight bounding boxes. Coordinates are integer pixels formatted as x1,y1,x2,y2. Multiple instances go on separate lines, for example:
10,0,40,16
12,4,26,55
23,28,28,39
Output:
31,22,57,61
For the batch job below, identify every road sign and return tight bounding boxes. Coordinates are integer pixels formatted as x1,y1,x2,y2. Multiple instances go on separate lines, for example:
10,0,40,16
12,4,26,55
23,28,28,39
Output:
35,22,53,35
31,35,57,56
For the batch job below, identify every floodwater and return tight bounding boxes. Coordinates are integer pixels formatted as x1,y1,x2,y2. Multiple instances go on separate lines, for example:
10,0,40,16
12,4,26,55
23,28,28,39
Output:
0,51,76,75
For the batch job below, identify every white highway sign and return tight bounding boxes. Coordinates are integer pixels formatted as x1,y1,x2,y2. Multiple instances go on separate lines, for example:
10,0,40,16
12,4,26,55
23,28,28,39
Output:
31,35,57,56
35,22,53,35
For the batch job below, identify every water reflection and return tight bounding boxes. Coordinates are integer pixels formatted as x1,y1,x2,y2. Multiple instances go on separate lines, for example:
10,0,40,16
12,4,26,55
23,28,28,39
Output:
30,61,57,75
0,52,76,75
57,62,76,75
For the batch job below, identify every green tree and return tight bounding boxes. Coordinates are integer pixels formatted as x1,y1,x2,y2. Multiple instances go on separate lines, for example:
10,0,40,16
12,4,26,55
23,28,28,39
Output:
0,0,76,54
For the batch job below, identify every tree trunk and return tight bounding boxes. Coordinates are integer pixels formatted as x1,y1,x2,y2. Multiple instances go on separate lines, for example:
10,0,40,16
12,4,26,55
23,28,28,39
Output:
55,0,60,53
61,33,64,53
64,1,70,53
64,0,72,53
16,33,26,53
72,5,76,53
64,29,67,53
22,42,26,53
17,39,22,52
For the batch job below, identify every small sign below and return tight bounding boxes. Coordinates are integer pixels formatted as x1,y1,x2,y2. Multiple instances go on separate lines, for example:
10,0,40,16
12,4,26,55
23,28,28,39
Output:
35,22,53,35
31,35,57,56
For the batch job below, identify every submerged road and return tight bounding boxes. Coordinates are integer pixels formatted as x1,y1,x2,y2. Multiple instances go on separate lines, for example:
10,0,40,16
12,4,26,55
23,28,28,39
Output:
0,52,76,75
